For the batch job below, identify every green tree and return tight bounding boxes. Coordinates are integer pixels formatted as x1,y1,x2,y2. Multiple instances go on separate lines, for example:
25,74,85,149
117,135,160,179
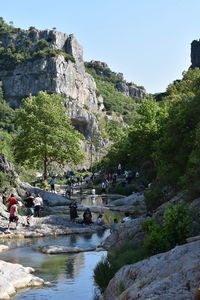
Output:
13,91,84,178
154,94,200,187
0,82,15,132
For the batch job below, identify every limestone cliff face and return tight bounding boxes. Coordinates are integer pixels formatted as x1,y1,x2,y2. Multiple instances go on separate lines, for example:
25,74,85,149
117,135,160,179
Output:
0,29,103,137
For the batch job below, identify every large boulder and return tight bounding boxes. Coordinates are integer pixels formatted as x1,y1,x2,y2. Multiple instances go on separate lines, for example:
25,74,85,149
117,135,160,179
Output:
0,260,47,299
107,193,146,216
100,217,146,250
101,240,200,300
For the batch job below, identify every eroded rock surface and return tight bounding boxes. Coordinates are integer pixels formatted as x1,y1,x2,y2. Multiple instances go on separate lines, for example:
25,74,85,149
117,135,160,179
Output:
0,260,47,299
100,217,146,250
102,240,200,300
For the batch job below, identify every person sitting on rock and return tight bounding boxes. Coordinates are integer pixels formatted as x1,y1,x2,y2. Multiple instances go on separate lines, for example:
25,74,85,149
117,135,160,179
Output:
122,212,132,223
96,214,104,226
8,200,19,230
83,208,93,225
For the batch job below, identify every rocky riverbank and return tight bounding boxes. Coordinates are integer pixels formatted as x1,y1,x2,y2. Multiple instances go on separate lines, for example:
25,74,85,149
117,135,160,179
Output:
100,240,200,300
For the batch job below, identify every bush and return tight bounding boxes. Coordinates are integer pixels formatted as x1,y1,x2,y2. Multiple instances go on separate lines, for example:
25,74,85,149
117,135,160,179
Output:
109,184,134,196
163,201,192,246
142,202,193,256
144,184,164,212
94,242,147,293
93,257,116,292
143,228,170,255
103,210,123,225
0,171,12,190
109,241,147,270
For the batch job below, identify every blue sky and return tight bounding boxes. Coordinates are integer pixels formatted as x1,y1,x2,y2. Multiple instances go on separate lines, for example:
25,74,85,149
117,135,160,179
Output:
1,0,200,93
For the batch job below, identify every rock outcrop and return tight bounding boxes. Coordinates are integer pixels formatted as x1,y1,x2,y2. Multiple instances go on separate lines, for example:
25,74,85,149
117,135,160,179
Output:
0,260,47,299
191,39,200,68
0,28,103,138
86,60,146,99
38,245,96,254
100,217,146,250
101,240,200,300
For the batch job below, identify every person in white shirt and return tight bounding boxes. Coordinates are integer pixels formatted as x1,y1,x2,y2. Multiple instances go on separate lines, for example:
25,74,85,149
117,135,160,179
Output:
122,212,132,223
34,193,43,217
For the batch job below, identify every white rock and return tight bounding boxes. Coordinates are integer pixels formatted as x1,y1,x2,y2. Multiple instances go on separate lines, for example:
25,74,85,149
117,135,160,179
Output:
102,240,200,300
0,260,47,299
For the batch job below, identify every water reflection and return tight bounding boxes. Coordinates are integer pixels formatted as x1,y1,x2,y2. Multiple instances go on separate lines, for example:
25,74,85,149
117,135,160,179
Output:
0,231,110,300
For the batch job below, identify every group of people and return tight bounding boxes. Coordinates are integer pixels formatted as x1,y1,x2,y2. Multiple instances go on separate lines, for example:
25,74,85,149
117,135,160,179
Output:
5,192,44,230
69,199,104,226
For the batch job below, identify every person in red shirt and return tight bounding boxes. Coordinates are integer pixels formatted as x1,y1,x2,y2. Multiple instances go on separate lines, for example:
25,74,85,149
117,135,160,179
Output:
7,194,17,211
8,201,19,229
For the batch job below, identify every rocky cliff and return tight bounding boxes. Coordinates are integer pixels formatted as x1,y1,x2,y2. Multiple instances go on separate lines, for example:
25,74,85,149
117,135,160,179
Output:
0,27,104,137
191,39,200,68
86,61,146,99
101,240,200,300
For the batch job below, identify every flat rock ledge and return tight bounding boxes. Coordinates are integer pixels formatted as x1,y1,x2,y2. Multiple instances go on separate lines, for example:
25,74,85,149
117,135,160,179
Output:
0,215,105,239
0,245,9,251
0,260,48,300
38,245,96,254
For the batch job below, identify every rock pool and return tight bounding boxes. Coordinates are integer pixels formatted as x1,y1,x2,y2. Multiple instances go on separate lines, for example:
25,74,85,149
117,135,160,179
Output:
0,230,109,299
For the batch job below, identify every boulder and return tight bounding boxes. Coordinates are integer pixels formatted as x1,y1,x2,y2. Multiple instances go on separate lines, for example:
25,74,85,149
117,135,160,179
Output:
0,260,47,299
0,245,9,252
100,216,146,250
38,245,96,254
101,240,200,300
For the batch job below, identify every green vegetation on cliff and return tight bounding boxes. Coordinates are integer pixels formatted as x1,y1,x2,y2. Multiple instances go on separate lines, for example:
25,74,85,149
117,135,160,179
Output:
0,18,75,70
85,61,141,124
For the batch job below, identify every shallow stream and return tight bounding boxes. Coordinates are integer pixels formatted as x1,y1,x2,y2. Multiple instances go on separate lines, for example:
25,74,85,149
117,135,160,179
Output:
0,230,109,299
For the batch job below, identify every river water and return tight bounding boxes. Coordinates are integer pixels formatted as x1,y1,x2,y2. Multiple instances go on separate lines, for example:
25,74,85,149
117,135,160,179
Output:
0,230,109,300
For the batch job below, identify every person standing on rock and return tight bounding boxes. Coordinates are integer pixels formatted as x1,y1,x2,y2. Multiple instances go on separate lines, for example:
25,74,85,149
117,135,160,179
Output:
69,199,78,222
33,193,43,217
23,195,35,226
7,194,17,212
8,200,19,230
49,177,56,193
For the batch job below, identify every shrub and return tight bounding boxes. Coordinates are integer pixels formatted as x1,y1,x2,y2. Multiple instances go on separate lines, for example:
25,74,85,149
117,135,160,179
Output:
142,202,193,256
94,242,147,293
0,171,11,190
109,241,147,270
144,184,164,212
109,184,134,196
93,257,116,292
103,210,123,225
143,229,170,255
163,201,192,246
83,104,89,110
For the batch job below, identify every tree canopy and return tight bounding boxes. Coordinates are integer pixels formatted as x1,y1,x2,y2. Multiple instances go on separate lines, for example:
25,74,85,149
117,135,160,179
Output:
13,91,84,177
